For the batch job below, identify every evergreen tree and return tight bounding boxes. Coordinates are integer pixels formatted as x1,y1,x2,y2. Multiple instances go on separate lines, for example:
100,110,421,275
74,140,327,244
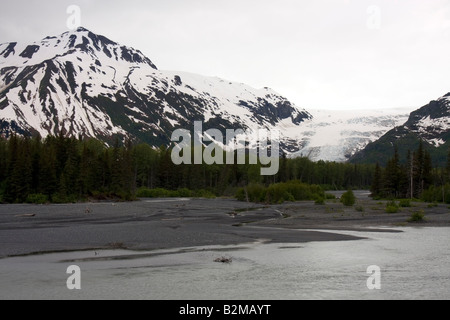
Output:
406,150,414,199
446,148,450,181
423,150,433,191
110,137,124,195
371,163,382,198
30,135,42,193
413,141,425,197
39,138,58,198
382,146,401,198
4,135,33,202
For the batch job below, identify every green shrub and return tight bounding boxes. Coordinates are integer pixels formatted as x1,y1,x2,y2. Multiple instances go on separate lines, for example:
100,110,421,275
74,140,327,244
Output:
137,187,215,199
355,205,365,212
236,188,246,201
247,183,267,202
422,184,450,204
174,188,193,197
26,194,49,204
325,193,336,200
315,197,325,205
265,181,324,204
385,201,400,213
193,189,216,199
340,190,356,207
236,181,325,204
409,211,425,222
399,199,411,208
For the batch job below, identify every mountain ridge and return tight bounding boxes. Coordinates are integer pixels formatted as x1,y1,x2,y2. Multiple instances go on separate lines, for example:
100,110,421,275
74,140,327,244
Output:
350,93,450,166
0,27,312,149
1,27,421,163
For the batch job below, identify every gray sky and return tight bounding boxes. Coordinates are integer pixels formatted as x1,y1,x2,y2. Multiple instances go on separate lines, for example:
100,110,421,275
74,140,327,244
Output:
1,0,450,111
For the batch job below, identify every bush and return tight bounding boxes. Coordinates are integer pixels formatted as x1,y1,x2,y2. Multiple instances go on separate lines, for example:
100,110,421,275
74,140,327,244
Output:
236,188,247,202
422,184,450,204
137,187,215,199
315,197,325,205
175,188,193,198
247,183,267,202
265,181,324,204
26,194,49,204
193,189,216,199
325,193,336,200
236,181,325,204
340,190,356,207
409,211,425,222
399,199,411,208
355,205,365,212
385,201,400,213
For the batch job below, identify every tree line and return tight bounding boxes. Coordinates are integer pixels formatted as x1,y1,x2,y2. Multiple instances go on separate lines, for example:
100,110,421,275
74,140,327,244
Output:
370,141,450,201
0,134,377,203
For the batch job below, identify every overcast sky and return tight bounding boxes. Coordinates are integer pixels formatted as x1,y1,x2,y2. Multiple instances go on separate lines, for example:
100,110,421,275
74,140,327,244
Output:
1,0,450,111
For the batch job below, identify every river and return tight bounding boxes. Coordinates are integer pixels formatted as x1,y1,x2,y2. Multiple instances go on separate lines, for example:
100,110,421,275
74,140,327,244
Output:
0,227,449,300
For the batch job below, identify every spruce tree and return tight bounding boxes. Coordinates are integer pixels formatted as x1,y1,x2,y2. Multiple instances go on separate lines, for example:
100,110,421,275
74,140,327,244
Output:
39,139,58,199
423,150,432,192
371,163,382,198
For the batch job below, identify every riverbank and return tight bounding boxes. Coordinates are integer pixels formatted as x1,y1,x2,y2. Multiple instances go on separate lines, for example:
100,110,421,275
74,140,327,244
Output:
0,191,449,258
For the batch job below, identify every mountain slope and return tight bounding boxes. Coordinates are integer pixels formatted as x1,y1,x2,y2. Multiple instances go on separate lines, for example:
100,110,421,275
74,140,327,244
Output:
0,27,311,149
350,93,450,166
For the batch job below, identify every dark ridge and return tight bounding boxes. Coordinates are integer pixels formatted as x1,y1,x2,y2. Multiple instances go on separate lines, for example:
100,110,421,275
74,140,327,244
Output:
102,46,112,58
76,36,91,51
0,42,17,58
64,61,78,94
68,34,77,48
173,75,182,86
87,31,117,50
0,120,30,138
293,110,312,125
0,66,18,86
19,45,40,59
120,46,157,69
75,27,90,33
87,32,101,51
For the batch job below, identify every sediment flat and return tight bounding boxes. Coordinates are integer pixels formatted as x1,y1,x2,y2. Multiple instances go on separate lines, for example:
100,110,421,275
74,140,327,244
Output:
0,191,449,258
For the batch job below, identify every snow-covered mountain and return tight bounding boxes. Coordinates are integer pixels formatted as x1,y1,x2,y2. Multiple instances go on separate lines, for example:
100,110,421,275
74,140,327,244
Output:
404,93,450,147
0,27,311,149
288,109,411,162
350,93,450,166
0,27,415,163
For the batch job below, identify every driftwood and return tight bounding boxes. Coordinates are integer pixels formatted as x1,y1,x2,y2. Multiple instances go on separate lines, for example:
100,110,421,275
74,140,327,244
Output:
214,257,232,264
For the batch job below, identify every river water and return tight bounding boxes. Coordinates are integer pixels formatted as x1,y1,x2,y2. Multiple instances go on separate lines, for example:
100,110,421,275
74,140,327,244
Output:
0,227,449,300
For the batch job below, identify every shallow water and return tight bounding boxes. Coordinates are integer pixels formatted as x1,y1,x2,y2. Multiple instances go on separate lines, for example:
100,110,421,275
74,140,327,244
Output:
0,227,449,300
